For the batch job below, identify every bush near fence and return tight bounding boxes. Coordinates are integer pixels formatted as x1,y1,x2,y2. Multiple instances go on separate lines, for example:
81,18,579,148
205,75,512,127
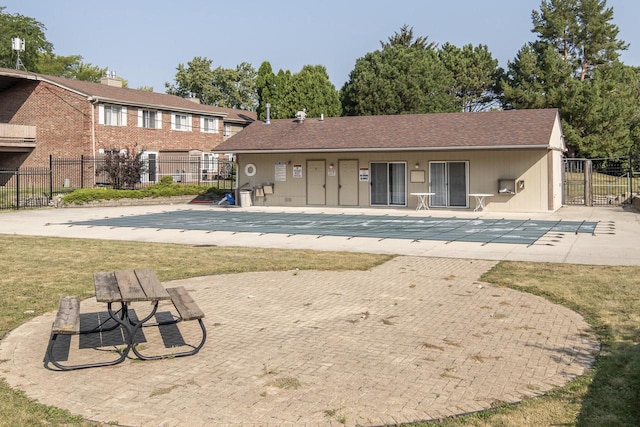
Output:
1,156,235,210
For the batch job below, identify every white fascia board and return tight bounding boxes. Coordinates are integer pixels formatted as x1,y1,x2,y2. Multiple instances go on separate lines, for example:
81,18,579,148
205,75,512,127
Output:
213,145,551,154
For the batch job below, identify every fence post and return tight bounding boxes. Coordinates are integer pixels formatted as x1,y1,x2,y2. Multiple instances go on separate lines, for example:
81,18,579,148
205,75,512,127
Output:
15,167,20,210
585,159,592,206
629,150,633,203
49,155,53,199
81,155,84,188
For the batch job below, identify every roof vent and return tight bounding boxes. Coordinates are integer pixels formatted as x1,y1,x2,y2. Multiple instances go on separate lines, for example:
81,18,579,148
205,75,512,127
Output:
295,108,306,123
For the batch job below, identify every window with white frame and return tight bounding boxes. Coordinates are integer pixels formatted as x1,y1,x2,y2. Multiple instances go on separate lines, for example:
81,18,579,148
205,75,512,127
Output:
99,104,127,126
171,113,192,131
200,116,218,133
138,109,162,129
223,123,231,137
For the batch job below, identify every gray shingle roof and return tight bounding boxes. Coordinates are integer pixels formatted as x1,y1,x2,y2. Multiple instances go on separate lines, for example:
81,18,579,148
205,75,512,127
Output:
215,109,561,153
0,67,256,123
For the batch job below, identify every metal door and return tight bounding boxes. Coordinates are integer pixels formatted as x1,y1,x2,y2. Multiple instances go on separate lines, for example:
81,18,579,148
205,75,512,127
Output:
307,160,326,205
339,160,358,206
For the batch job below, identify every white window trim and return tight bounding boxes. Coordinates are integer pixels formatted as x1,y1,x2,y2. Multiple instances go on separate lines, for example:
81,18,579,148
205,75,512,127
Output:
99,104,126,126
138,109,162,129
200,116,219,133
171,112,192,131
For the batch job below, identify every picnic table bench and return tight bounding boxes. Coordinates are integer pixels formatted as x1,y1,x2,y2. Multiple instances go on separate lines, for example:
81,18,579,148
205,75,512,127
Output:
45,269,206,371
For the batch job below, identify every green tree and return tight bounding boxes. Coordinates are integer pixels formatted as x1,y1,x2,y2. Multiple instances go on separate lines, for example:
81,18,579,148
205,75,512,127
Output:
532,0,627,80
380,24,437,50
0,6,52,71
256,61,279,120
255,62,340,120
341,30,457,116
37,53,108,82
166,57,215,100
439,43,503,112
166,57,257,110
287,65,341,118
502,0,636,157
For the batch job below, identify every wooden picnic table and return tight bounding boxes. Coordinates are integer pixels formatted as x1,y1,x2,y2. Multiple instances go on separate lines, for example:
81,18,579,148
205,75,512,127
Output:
44,269,206,371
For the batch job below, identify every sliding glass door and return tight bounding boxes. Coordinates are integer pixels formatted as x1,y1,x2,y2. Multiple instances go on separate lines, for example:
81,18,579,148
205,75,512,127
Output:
370,162,406,206
429,161,468,208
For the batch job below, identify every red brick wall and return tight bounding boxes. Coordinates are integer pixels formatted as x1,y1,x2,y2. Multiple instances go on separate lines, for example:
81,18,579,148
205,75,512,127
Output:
94,108,224,155
0,81,225,168
1,80,89,166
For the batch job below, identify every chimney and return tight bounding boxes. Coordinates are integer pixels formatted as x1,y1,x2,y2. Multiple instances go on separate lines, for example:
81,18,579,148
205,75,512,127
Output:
265,103,271,124
100,70,122,88
187,97,201,104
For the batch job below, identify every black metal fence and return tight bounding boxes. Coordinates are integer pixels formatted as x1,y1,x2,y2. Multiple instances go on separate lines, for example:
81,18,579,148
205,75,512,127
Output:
563,156,639,206
0,167,51,209
0,156,235,210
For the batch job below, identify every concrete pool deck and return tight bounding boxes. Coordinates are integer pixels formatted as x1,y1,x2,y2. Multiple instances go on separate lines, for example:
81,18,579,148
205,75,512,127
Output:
0,203,637,266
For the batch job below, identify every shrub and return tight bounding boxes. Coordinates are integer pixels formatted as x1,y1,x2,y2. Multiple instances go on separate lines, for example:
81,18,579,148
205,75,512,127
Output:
60,181,221,205
95,147,144,189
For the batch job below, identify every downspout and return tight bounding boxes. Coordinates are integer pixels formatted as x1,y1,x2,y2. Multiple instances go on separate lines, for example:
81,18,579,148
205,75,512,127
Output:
88,97,98,186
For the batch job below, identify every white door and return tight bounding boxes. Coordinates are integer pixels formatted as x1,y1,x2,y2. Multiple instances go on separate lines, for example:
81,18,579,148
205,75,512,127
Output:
339,160,359,206
140,152,158,183
307,160,326,205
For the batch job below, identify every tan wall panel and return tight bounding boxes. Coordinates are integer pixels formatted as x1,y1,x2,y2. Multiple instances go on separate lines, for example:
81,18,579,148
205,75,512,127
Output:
238,149,554,211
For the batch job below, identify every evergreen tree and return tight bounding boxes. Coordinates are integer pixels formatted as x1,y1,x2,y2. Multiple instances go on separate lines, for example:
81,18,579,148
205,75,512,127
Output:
255,61,277,120
287,65,341,118
255,63,340,120
341,27,457,116
439,43,503,112
502,0,637,157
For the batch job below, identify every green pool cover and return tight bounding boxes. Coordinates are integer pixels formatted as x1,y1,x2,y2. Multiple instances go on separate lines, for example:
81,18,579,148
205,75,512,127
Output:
70,210,598,246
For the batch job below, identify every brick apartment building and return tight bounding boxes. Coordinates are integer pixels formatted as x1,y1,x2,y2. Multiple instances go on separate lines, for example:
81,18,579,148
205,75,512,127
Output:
0,67,255,182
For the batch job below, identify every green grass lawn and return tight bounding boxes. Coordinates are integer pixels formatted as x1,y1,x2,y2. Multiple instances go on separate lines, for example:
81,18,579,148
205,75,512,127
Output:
0,235,638,426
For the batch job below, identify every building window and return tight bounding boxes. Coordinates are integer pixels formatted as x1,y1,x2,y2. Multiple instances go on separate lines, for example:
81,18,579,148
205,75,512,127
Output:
200,117,218,133
223,123,231,137
99,104,127,126
138,109,161,129
171,113,192,131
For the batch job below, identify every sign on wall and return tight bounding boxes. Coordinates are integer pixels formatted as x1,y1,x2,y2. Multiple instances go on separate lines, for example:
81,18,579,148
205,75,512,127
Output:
359,168,369,181
275,161,287,181
292,164,303,178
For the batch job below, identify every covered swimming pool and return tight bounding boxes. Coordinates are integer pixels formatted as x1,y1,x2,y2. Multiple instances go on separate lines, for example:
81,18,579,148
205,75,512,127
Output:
70,210,599,246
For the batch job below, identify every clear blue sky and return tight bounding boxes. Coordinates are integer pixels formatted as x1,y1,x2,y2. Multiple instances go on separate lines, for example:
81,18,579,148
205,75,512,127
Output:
4,0,640,93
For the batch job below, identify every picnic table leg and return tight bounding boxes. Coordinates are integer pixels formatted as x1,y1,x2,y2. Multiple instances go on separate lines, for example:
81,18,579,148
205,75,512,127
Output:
132,318,207,360
45,302,130,371
116,301,163,359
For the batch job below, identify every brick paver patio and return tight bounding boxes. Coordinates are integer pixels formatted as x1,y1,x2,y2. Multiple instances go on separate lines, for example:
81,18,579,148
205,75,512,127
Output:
0,257,598,426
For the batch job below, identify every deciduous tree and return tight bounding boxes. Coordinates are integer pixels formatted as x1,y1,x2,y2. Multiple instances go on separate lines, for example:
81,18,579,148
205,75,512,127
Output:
166,57,257,110
0,6,52,71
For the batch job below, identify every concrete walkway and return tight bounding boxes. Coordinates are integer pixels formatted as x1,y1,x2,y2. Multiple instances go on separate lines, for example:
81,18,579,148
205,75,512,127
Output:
0,203,636,425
